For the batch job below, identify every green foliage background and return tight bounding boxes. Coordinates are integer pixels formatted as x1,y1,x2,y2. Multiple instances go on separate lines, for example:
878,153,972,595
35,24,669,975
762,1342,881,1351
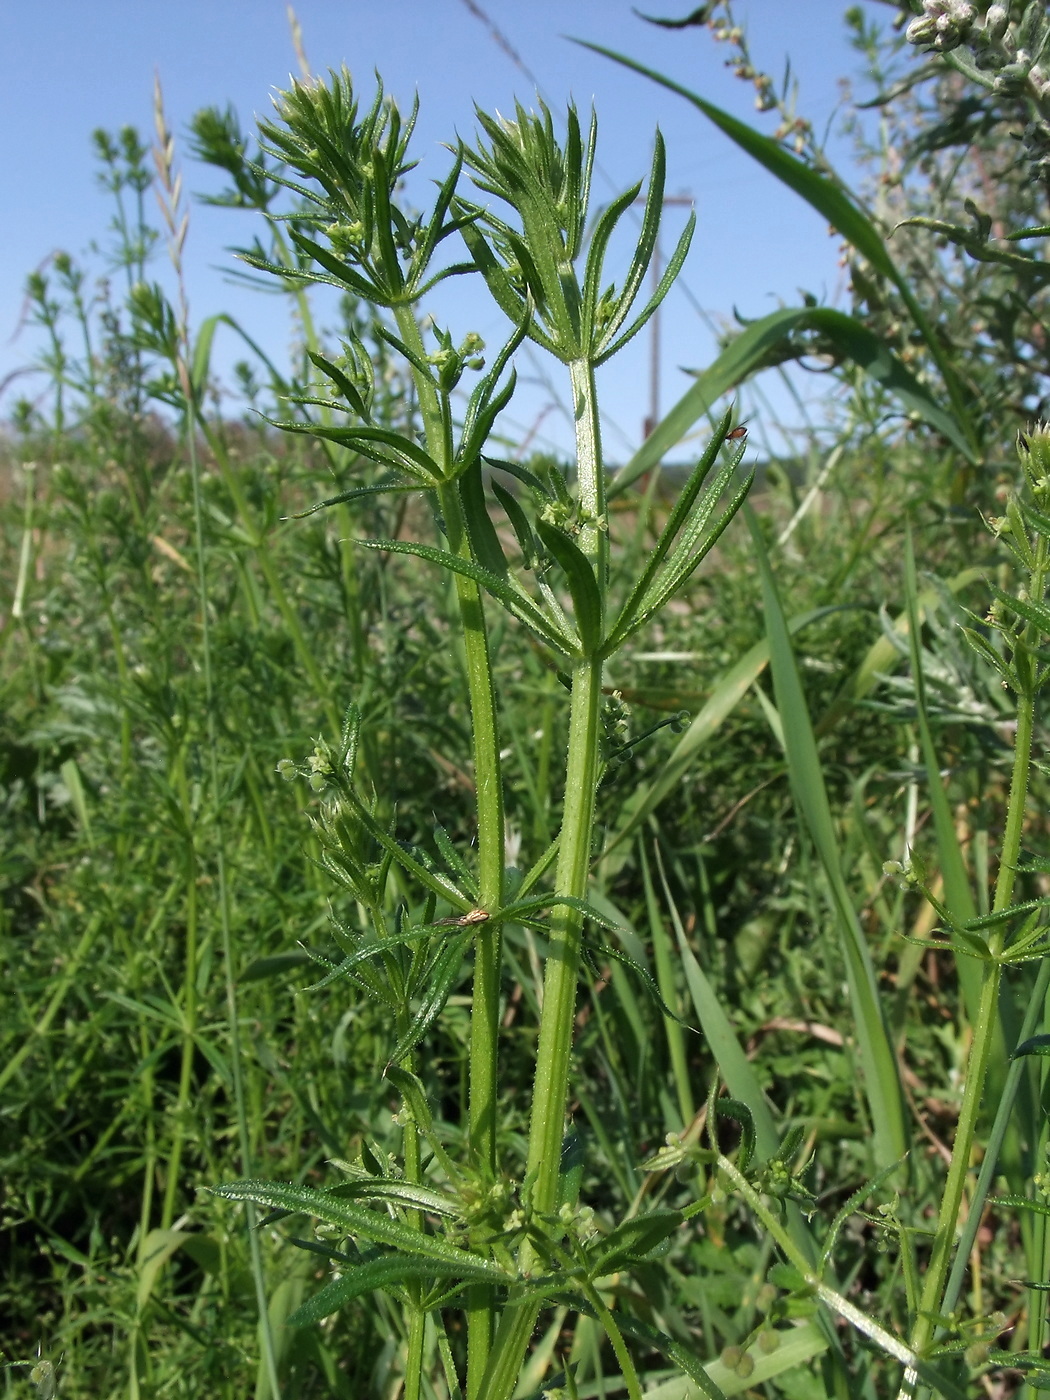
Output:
5,3,1050,1396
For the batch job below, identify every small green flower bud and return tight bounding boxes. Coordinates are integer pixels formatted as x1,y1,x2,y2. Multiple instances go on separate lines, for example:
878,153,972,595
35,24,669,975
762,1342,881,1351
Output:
964,1340,990,1367
906,16,939,45
985,4,1008,43
995,62,1028,94
756,1282,778,1311
308,771,327,792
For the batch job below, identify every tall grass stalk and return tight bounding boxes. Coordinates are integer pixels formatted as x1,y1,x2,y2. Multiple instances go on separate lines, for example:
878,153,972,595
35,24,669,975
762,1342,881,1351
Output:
151,77,282,1400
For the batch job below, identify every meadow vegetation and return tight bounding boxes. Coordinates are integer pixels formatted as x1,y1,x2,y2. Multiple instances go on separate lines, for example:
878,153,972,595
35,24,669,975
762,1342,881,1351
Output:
4,2,1050,1396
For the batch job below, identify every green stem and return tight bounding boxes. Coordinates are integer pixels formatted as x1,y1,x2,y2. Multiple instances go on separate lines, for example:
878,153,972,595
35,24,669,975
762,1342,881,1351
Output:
525,356,605,1215
941,959,1050,1315
481,358,607,1400
182,374,283,1400
524,659,603,1213
396,995,427,1400
161,801,198,1230
717,1155,921,1374
579,1281,644,1400
390,304,506,1395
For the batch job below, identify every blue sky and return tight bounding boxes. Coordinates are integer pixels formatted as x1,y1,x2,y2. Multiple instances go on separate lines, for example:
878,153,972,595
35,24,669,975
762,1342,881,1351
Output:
0,1,890,460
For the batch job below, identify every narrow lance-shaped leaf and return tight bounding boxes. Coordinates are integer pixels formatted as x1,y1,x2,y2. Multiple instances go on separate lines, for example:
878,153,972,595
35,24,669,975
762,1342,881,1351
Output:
597,209,695,365
288,1255,498,1326
386,929,472,1066
490,478,539,567
581,176,643,345
306,349,370,419
282,230,387,302
459,457,510,576
213,1179,506,1273
608,464,753,651
534,517,602,656
357,537,578,655
268,419,442,485
590,132,665,353
607,409,731,642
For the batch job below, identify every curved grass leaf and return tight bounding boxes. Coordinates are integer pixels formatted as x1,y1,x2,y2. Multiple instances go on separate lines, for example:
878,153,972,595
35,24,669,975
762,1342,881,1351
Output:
599,608,840,861
903,535,983,1032
610,305,978,497
650,845,779,1161
579,42,979,462
641,1322,829,1400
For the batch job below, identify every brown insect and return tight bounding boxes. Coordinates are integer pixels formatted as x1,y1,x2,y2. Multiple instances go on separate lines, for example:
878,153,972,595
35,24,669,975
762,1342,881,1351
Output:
432,908,490,928
725,424,749,442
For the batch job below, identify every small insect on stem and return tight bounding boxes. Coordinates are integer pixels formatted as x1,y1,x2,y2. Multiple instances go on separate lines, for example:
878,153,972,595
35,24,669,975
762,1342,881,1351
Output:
433,909,490,928
725,422,749,442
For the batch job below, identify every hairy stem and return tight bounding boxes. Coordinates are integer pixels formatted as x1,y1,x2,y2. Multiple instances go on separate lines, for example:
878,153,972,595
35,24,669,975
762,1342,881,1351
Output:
525,356,605,1212
481,358,607,1400
391,304,506,1393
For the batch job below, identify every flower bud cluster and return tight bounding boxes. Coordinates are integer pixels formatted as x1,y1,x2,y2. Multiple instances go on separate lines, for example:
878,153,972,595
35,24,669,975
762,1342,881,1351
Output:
905,0,976,53
425,327,486,393
904,0,1050,178
719,1344,755,1380
1017,421,1050,507
706,1,813,148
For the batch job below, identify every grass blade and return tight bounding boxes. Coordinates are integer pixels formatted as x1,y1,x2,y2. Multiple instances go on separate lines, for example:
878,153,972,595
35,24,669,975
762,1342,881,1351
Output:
746,505,906,1169
610,305,978,496
600,608,839,862
580,42,979,465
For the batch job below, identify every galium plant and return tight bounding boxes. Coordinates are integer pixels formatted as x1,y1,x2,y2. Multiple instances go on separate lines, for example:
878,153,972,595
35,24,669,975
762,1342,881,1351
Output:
213,68,752,1399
